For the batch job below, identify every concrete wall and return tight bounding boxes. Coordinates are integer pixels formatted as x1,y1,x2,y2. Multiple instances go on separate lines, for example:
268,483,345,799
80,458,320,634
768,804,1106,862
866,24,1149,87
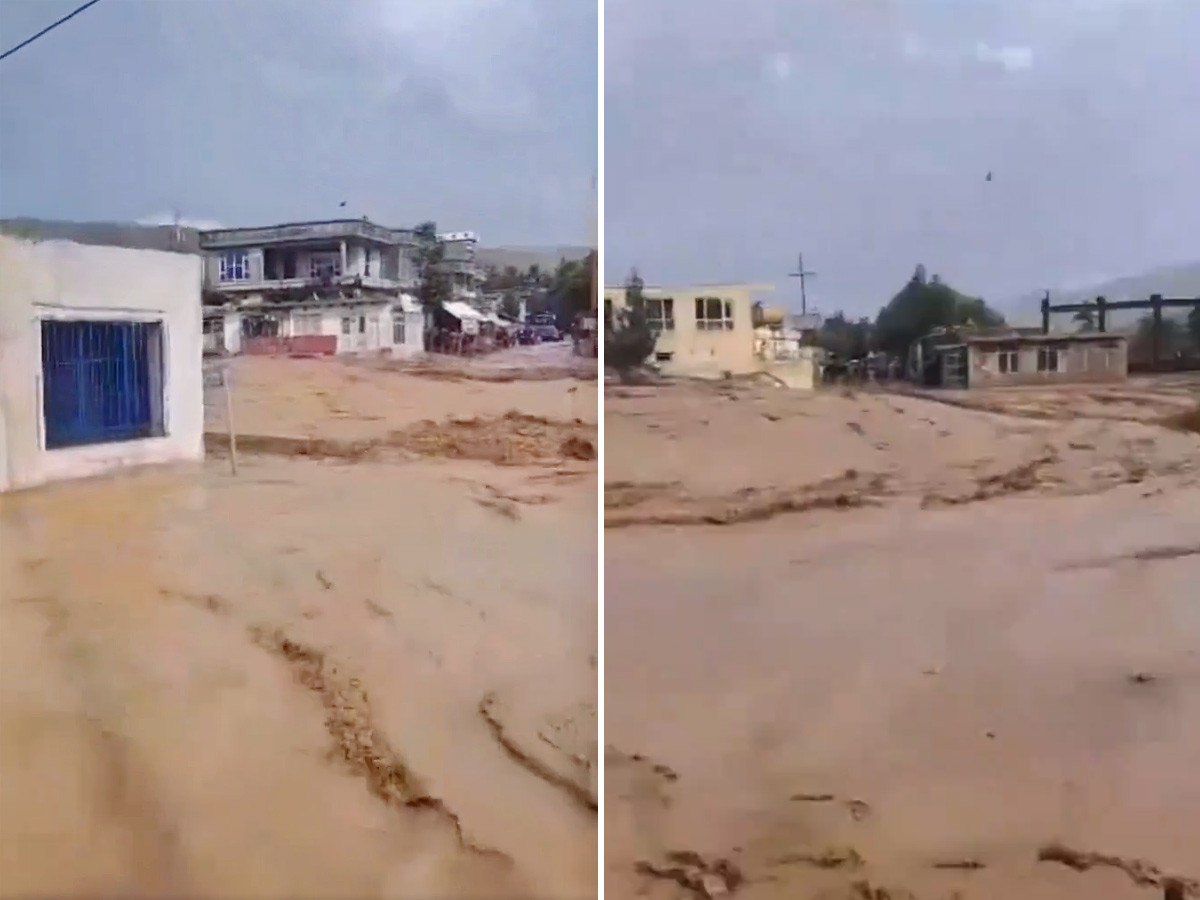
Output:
605,284,763,378
0,236,204,493
967,338,1128,387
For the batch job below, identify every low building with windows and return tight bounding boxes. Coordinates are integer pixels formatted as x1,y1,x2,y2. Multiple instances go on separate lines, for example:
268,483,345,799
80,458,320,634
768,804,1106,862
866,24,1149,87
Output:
202,296,426,357
0,235,203,492
911,326,1128,388
603,283,770,378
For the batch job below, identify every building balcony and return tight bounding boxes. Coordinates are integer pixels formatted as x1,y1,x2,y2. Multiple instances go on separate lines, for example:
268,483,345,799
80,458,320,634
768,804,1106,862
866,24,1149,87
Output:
199,219,403,250
206,273,405,295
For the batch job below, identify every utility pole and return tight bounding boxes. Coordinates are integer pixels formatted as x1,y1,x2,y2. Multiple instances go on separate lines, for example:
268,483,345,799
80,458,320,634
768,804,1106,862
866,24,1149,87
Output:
788,252,816,317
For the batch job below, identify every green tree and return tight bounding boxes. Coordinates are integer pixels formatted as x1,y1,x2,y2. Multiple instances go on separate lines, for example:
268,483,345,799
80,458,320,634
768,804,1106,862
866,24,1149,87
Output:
547,253,596,329
817,311,873,359
1129,313,1189,363
604,269,657,381
872,264,1005,356
413,221,451,309
499,292,521,320
1188,303,1200,348
1072,301,1097,333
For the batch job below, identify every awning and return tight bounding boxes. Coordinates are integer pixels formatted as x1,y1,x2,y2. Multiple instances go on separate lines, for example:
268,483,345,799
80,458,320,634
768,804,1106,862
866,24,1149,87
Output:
442,300,486,322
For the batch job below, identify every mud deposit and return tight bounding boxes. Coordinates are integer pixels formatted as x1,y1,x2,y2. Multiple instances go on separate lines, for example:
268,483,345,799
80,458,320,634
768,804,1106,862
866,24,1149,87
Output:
606,378,1200,899
0,356,596,899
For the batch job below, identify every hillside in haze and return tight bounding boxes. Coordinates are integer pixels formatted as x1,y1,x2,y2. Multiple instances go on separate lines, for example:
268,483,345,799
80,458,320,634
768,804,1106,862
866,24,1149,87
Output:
0,219,589,270
1005,260,1200,329
475,245,591,272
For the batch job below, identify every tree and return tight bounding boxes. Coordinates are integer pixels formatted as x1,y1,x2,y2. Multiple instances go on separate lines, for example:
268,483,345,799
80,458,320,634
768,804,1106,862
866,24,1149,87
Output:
413,221,451,309
1072,302,1097,333
817,311,872,359
1189,303,1200,348
604,269,657,381
499,292,522,320
547,253,596,330
872,265,1005,356
1129,313,1189,364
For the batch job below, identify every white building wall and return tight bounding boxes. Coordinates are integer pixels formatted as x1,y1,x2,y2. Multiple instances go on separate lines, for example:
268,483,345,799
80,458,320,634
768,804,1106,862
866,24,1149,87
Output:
284,304,394,354
223,311,242,354
0,236,204,493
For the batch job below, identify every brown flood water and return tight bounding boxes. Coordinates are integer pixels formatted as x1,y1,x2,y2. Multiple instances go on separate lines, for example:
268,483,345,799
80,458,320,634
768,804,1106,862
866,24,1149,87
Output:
0,450,596,899
605,381,1200,899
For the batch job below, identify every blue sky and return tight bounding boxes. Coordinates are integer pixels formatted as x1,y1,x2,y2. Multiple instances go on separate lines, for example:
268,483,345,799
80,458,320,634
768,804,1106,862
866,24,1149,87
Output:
605,0,1200,314
0,0,597,245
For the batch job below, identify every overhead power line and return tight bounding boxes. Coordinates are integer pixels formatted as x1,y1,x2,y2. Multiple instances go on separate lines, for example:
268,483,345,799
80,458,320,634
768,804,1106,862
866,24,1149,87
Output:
0,0,105,65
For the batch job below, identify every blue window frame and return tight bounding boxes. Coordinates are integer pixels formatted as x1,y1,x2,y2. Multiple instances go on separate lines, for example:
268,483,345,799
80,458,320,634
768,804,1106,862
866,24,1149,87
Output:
218,251,250,282
41,319,166,450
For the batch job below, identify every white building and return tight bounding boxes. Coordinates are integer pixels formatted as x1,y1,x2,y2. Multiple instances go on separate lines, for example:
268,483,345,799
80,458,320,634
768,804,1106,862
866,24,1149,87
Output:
0,236,204,493
202,294,425,357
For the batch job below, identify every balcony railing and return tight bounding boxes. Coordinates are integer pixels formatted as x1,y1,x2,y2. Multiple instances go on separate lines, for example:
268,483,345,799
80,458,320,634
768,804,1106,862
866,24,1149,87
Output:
200,219,401,249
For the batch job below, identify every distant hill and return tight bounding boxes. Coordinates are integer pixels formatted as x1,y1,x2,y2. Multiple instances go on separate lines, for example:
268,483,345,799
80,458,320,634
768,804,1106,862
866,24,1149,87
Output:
0,219,590,270
0,217,201,254
1005,261,1200,330
475,245,591,272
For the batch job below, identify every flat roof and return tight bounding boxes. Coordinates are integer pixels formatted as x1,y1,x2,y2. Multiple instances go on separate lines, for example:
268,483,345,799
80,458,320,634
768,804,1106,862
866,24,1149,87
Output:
604,283,774,294
964,331,1126,345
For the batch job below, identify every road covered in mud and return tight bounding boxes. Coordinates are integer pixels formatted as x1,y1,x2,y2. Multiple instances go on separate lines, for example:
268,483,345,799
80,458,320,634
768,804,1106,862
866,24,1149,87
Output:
0,352,597,899
605,378,1200,900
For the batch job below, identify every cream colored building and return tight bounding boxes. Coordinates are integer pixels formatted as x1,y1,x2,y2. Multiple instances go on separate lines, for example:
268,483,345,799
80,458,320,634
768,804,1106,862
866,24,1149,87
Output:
604,283,771,378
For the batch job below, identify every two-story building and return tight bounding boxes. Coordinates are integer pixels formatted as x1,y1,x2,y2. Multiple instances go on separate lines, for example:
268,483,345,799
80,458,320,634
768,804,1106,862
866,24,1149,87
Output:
604,283,771,378
199,219,475,358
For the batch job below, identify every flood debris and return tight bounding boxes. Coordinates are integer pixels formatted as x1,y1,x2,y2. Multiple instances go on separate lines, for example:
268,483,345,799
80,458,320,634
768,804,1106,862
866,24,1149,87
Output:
770,846,865,870
478,692,597,813
247,624,511,863
635,851,744,898
1037,842,1199,895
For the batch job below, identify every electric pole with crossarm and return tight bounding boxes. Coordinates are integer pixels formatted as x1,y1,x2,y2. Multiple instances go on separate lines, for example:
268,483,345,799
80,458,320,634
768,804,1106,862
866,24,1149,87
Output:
788,252,816,317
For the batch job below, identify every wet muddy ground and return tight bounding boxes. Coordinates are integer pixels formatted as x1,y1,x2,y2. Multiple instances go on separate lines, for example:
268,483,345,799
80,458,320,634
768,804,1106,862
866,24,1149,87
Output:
605,378,1200,900
0,355,597,899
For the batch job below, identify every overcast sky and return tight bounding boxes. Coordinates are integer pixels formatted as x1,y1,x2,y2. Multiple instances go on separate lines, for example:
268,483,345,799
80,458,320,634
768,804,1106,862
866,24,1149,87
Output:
605,0,1200,314
0,0,596,245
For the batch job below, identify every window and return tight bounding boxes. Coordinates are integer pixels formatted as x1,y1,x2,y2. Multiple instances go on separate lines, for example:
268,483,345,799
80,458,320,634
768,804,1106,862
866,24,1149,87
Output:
293,314,322,336
646,297,675,332
41,319,165,449
694,296,734,330
341,317,352,335
1037,346,1060,373
998,349,1019,374
358,316,366,334
310,253,342,279
218,251,250,282
393,316,406,345
655,351,674,363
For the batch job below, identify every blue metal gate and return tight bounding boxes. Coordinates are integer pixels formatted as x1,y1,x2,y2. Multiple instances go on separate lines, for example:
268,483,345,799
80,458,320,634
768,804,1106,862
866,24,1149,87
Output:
41,319,164,449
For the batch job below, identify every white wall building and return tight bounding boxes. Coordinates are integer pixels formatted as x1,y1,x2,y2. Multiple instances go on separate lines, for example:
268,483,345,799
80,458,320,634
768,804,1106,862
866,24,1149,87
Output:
0,236,204,493
203,294,425,357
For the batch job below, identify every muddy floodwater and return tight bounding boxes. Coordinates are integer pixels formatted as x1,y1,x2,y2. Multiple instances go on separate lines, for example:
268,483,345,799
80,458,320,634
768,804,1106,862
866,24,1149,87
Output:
0,352,597,900
605,378,1200,900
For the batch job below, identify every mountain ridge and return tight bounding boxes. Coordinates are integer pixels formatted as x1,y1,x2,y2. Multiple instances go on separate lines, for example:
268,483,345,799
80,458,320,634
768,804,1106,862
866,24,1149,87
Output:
1003,260,1200,327
0,218,589,270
